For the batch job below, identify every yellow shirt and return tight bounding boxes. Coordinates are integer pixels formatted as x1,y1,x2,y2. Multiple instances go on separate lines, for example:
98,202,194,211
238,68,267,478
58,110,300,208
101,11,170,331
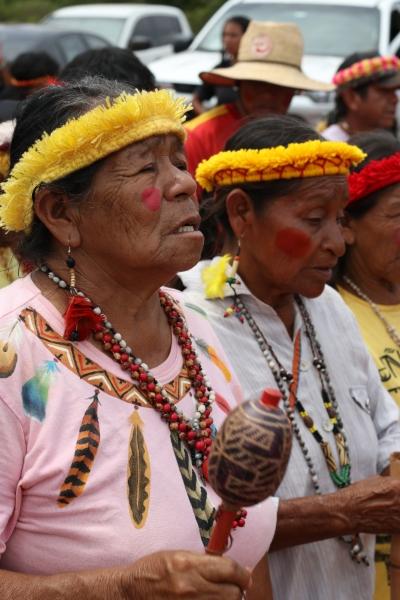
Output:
339,285,400,600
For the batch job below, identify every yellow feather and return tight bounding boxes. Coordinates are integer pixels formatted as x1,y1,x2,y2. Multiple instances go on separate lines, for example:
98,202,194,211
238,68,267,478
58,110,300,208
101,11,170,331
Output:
201,255,232,299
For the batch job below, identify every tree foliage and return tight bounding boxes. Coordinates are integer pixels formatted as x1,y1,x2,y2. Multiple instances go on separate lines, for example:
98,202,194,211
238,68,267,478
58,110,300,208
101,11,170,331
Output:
0,0,226,32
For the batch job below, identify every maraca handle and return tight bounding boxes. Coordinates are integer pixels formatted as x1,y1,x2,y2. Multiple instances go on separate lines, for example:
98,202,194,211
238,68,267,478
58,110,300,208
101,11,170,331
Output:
206,506,237,555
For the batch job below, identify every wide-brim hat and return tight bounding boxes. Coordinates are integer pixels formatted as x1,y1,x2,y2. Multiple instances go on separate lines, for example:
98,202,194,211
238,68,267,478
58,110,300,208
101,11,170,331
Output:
200,21,333,92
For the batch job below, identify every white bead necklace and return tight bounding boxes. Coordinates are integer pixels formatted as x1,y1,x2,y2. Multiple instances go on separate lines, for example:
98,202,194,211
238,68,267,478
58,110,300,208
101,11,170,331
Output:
343,275,400,348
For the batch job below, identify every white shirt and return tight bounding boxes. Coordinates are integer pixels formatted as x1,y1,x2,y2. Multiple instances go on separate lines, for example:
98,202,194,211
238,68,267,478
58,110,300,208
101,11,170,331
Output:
181,266,400,600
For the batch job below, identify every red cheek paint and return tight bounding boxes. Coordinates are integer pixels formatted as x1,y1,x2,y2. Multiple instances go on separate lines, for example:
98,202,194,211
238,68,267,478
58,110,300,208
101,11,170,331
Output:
275,228,312,258
141,187,162,211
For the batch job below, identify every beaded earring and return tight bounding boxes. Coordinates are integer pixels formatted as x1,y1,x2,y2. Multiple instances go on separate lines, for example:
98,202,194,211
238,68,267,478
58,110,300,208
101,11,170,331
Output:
62,244,102,342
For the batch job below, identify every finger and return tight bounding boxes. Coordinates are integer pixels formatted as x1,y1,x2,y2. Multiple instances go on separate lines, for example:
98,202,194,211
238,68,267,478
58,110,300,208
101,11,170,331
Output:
197,555,252,591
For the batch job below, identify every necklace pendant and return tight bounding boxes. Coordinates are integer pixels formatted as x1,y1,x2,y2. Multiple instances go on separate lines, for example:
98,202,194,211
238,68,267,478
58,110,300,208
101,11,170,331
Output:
323,419,334,432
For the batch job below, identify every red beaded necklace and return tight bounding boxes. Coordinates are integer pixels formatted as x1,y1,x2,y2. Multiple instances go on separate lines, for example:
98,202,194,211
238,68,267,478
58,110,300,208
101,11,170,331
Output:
41,266,215,477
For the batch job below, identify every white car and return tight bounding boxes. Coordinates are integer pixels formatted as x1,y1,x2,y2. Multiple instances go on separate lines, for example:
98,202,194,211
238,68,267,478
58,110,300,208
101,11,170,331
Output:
149,0,400,124
42,3,193,64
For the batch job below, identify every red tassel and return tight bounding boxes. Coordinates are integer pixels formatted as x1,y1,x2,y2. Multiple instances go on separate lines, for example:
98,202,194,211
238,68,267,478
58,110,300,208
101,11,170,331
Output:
63,296,102,342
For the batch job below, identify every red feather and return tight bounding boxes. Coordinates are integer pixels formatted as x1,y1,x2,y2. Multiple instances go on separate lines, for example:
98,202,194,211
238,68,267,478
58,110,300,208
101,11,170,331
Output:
215,393,231,415
63,296,102,341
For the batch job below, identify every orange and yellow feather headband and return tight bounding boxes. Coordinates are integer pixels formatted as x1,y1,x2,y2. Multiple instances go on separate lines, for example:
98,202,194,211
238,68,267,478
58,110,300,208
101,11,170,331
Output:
195,140,365,192
0,89,190,233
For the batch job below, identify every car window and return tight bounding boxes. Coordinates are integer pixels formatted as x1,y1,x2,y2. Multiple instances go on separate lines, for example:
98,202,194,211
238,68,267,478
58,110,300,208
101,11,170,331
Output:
153,15,181,43
44,16,125,46
391,9,400,42
58,33,87,63
196,3,379,57
133,16,154,40
84,33,109,49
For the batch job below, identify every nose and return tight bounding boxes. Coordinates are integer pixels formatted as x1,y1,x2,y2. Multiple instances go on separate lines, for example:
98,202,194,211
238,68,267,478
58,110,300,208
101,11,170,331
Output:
164,163,197,203
322,221,346,258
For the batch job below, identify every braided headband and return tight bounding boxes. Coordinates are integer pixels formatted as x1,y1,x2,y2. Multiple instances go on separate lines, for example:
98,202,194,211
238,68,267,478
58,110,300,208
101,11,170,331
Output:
0,89,190,233
9,75,60,88
333,56,400,87
348,152,400,205
195,141,365,193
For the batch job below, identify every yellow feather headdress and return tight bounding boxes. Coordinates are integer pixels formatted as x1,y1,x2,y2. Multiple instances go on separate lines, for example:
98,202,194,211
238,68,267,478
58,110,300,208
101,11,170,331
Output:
0,89,190,233
195,140,366,192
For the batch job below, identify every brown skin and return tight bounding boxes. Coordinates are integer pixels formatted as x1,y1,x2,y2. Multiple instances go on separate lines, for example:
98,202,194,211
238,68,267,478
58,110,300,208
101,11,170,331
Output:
342,182,400,304
226,175,400,549
340,84,398,134
238,80,296,118
0,133,260,598
192,20,246,115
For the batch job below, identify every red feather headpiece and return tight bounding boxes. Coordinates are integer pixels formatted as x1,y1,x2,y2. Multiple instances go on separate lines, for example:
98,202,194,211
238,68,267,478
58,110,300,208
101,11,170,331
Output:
347,152,400,205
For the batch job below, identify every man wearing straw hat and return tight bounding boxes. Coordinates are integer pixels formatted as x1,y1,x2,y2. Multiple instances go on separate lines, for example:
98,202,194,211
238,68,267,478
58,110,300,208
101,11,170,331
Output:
185,20,333,177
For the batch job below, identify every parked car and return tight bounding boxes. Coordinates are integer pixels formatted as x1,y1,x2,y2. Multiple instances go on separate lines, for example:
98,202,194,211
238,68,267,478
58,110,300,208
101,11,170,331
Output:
149,0,400,124
0,23,109,68
42,3,193,64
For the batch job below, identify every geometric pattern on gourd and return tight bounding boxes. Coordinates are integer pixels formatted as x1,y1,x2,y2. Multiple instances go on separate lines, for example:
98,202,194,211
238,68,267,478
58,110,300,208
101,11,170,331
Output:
20,308,191,407
208,401,292,507
170,431,216,546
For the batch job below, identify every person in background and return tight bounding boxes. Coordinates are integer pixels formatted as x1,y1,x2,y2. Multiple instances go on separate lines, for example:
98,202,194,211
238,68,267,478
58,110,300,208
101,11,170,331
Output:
333,129,400,600
60,46,155,91
0,51,59,122
192,16,250,116
322,52,400,141
185,20,332,179
182,114,400,600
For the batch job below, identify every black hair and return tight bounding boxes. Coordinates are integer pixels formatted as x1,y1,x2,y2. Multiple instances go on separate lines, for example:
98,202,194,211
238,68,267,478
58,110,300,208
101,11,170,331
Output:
327,50,379,125
224,15,250,33
3,51,60,101
10,76,135,264
60,47,155,91
200,115,323,259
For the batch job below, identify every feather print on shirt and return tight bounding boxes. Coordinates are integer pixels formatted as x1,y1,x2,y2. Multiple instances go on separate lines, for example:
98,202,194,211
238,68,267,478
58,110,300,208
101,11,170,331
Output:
195,338,232,382
127,410,151,528
57,390,100,507
22,359,60,421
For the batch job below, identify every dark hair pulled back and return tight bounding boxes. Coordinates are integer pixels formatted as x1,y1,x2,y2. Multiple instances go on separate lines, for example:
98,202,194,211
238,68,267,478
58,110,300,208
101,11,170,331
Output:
10,76,135,263
200,115,322,259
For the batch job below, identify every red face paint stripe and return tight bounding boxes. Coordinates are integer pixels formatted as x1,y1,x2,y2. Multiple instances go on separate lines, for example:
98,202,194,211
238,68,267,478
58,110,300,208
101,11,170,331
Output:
141,187,162,211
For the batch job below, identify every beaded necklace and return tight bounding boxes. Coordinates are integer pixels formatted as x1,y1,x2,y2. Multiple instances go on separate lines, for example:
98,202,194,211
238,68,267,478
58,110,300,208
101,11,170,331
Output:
343,275,400,347
230,290,368,564
40,265,215,476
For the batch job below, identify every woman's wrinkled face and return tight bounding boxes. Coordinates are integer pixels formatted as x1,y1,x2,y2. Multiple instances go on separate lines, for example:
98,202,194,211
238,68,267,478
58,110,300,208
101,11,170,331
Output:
236,176,348,298
77,134,202,282
345,183,400,283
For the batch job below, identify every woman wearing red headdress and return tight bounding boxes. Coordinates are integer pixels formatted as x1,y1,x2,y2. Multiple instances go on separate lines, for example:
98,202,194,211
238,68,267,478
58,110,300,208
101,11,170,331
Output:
335,129,400,600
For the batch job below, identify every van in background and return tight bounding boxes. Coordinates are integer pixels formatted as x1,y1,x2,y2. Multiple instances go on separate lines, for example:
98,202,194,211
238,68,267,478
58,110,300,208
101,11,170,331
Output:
42,3,193,64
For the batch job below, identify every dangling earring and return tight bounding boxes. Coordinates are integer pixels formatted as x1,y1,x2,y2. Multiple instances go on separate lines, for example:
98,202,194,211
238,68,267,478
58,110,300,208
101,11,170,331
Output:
223,241,244,321
62,243,102,342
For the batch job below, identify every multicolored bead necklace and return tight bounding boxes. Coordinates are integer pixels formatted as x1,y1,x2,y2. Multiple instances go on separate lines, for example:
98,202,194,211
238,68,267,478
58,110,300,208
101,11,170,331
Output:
228,290,368,564
40,265,214,476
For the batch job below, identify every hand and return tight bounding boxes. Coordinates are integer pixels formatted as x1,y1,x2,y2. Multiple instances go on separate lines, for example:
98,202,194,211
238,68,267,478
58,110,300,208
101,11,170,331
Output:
340,475,400,534
120,550,252,599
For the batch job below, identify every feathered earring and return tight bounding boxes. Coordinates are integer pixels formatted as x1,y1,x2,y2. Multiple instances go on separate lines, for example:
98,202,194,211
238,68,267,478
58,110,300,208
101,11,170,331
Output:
63,244,102,342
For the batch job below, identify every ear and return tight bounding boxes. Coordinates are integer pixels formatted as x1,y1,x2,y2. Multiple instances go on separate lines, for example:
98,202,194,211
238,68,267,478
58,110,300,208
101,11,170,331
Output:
341,213,356,245
34,187,82,248
225,188,254,239
341,88,363,112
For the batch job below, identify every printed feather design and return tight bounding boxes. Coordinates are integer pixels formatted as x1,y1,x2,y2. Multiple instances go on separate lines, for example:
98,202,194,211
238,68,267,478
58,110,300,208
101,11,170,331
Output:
195,338,232,382
170,431,215,546
0,318,22,378
127,410,151,528
22,359,59,421
57,390,100,507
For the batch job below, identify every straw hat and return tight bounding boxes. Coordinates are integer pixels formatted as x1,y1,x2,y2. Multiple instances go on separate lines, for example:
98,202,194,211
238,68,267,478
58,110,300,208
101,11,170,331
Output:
200,21,333,92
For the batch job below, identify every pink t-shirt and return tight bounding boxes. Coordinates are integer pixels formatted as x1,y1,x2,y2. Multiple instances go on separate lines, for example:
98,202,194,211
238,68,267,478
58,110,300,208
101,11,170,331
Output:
0,275,277,575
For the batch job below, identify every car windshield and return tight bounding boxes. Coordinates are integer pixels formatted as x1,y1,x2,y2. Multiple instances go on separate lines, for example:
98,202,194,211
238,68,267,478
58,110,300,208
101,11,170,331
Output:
43,16,125,45
196,3,379,57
